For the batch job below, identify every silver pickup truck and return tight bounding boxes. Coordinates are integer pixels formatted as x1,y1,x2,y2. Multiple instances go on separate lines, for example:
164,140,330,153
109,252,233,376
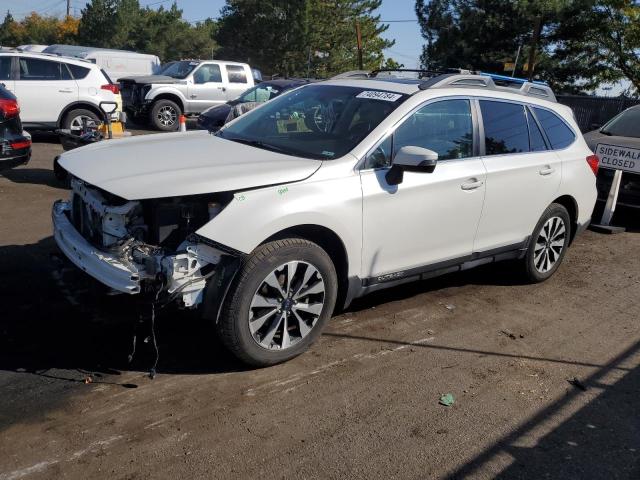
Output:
120,60,255,131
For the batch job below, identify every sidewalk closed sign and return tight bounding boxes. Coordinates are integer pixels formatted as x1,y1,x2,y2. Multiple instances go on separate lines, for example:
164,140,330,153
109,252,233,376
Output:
595,143,640,174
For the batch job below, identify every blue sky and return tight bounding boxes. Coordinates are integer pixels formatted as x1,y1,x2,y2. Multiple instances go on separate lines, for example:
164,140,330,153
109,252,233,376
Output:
1,0,423,67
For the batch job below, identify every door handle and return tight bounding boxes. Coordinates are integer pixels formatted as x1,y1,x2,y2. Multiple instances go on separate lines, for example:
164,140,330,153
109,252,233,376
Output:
461,179,484,190
217,86,227,92
58,89,73,93
539,166,555,176
190,94,197,99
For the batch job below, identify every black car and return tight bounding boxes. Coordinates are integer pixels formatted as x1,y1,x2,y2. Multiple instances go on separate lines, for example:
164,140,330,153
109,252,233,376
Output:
584,105,640,209
0,85,31,171
197,79,311,131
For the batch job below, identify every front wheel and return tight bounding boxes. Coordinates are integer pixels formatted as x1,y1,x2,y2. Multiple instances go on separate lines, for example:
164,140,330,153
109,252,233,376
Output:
523,203,571,282
217,238,338,366
150,99,181,131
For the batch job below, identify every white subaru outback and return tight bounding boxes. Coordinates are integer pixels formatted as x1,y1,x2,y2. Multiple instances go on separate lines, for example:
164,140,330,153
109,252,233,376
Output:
52,73,598,366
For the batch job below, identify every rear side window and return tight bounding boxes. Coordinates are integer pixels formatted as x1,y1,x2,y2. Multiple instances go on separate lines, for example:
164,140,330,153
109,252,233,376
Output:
526,107,548,151
226,65,248,84
19,58,62,80
18,58,75,81
480,100,529,155
68,64,91,80
60,63,72,80
532,107,575,149
0,57,11,81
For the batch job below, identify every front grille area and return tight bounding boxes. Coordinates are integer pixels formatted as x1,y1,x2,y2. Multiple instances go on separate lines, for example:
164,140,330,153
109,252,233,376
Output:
71,192,105,247
120,81,146,109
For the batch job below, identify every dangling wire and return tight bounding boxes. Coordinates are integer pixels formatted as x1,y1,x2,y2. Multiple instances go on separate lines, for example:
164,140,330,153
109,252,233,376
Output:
148,282,163,379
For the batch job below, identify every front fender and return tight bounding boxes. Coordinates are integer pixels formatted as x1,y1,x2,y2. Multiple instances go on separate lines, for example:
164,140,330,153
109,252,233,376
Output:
146,85,188,104
195,169,363,277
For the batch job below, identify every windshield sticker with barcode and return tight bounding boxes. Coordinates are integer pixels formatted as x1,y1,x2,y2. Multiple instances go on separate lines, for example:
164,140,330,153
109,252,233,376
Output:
356,91,402,102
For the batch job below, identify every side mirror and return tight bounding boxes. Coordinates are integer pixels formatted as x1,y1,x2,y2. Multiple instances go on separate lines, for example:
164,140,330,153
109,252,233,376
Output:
386,146,438,185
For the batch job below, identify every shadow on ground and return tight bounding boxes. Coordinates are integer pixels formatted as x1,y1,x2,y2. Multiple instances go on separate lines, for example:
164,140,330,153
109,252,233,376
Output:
446,339,640,480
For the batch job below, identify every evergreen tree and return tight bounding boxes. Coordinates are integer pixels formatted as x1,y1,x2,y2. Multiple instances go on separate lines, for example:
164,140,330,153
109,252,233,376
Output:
216,0,395,77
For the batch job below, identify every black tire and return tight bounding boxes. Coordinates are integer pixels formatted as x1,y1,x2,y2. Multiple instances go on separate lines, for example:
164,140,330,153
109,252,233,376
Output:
217,238,338,367
150,99,181,131
62,108,100,135
523,203,571,283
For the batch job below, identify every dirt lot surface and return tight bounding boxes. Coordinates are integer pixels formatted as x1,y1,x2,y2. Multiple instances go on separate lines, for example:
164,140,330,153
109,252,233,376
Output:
1,134,639,480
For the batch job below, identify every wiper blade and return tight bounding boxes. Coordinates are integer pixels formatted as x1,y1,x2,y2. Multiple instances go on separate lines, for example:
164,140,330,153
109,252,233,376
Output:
227,137,289,154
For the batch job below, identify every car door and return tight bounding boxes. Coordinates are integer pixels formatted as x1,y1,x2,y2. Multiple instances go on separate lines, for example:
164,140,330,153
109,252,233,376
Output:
473,100,562,252
186,63,226,113
360,98,487,280
223,64,251,101
13,57,78,125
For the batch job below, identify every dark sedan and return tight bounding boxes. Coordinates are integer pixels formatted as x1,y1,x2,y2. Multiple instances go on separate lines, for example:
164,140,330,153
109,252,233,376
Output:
0,85,31,171
584,105,640,209
197,79,310,131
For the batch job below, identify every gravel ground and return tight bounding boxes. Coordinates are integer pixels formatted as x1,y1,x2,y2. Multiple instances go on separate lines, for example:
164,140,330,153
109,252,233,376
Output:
0,132,639,480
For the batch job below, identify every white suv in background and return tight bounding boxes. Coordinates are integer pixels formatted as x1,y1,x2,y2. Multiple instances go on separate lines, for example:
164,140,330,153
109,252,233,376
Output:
0,51,121,132
52,73,597,366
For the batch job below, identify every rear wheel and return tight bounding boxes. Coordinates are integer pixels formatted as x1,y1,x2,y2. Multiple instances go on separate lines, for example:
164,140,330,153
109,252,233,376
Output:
523,203,571,282
150,99,181,131
63,109,100,135
217,238,338,366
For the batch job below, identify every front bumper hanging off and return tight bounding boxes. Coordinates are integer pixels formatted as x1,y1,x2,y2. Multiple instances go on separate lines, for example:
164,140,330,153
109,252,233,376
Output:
52,200,142,294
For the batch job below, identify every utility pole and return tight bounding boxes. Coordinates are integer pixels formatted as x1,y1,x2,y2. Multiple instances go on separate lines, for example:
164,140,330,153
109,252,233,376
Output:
527,15,543,81
66,0,71,17
355,20,363,70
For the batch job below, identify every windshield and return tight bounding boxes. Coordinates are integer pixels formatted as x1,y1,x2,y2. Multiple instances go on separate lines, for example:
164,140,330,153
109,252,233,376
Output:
239,84,284,103
159,60,199,79
601,108,640,138
218,84,408,160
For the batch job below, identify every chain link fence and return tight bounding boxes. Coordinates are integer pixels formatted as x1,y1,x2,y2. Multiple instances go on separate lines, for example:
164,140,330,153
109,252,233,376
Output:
557,95,640,133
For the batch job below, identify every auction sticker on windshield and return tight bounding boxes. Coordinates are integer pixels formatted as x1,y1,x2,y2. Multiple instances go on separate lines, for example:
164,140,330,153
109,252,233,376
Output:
595,143,640,174
356,91,403,102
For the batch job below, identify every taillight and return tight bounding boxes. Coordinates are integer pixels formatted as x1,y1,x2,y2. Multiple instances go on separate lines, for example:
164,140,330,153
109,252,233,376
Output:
101,84,120,94
586,154,599,176
0,98,20,118
10,139,31,150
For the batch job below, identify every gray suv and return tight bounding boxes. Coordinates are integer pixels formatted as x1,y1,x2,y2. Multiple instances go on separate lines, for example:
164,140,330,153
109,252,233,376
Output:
584,105,640,209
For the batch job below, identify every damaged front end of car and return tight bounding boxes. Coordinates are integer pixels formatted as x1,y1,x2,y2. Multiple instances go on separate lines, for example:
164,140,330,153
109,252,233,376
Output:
52,177,241,310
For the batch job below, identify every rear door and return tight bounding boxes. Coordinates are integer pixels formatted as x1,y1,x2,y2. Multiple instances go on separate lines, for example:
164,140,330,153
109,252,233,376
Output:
14,57,78,125
186,63,226,113
473,100,561,252
223,64,251,101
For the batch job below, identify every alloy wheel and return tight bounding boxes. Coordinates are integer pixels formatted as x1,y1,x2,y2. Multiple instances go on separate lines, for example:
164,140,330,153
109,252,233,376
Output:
69,115,95,134
249,261,325,350
534,216,566,273
157,105,177,127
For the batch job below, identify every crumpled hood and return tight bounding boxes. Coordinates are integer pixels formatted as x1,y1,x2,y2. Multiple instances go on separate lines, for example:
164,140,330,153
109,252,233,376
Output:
119,75,182,85
59,131,322,200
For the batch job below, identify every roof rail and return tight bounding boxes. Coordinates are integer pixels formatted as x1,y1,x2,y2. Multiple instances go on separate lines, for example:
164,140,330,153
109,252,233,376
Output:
418,72,557,102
